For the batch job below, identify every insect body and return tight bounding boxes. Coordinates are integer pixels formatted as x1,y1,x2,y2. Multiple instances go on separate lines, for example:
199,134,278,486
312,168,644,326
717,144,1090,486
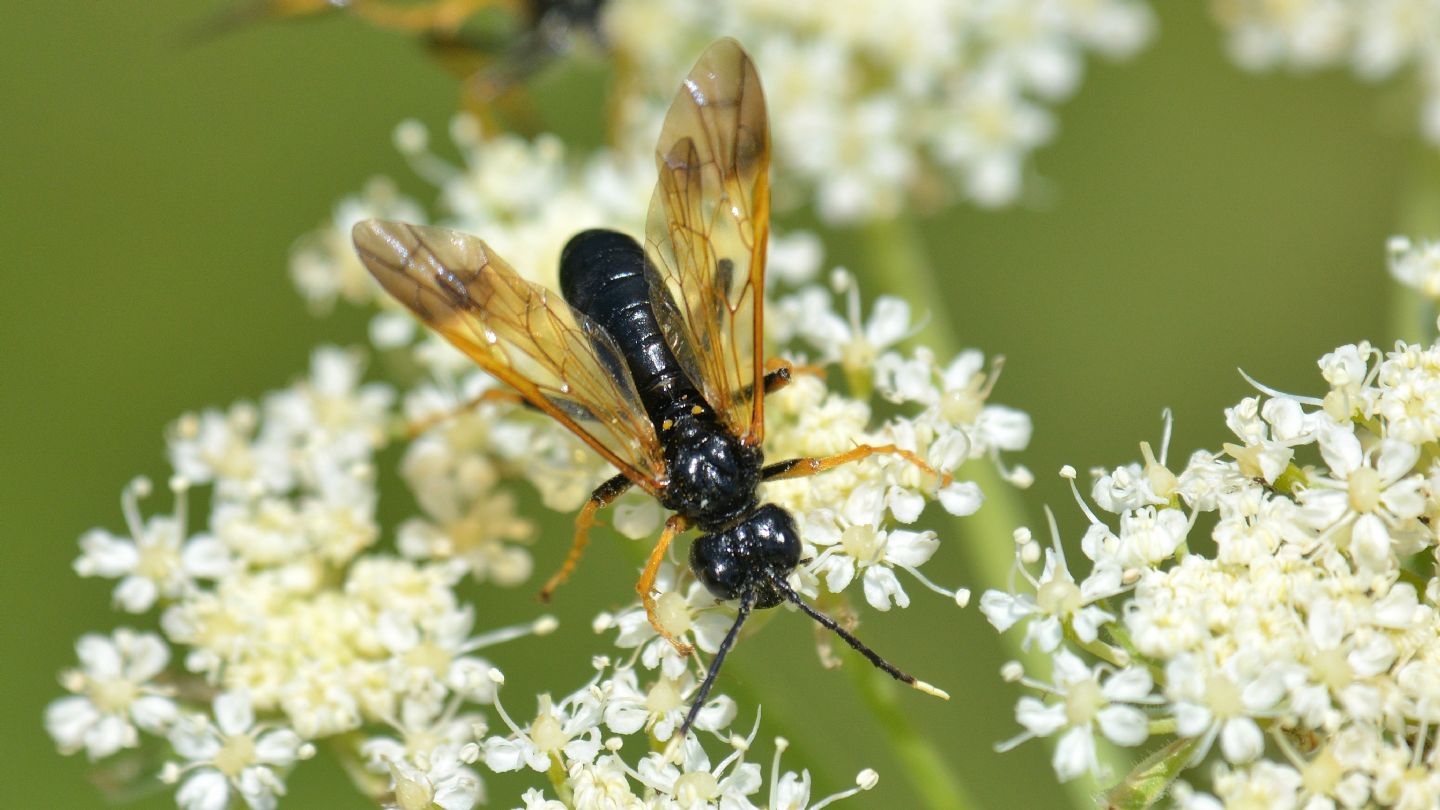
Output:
353,38,949,736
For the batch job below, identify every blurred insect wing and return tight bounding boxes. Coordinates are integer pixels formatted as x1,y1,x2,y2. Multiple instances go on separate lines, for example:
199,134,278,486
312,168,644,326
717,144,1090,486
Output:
352,220,668,492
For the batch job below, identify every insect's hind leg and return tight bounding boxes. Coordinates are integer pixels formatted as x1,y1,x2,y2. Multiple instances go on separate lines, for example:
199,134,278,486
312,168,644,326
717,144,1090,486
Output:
637,514,693,657
762,444,953,489
537,472,634,602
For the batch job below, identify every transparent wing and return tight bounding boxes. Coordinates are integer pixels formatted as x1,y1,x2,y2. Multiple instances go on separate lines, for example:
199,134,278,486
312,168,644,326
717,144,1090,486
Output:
645,38,771,445
353,220,668,492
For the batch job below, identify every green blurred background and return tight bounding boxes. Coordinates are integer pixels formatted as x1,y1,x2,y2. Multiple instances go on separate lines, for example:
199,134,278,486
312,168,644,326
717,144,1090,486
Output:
3,2,1427,807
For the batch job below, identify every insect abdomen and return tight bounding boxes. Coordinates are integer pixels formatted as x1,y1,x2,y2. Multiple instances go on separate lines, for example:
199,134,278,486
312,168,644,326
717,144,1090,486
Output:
559,229,697,421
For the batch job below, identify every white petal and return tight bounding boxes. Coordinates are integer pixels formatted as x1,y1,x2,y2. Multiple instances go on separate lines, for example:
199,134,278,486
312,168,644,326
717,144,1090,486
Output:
886,486,924,523
1173,702,1212,737
76,530,139,577
1050,649,1092,686
1101,667,1153,702
938,481,983,516
865,296,912,347
862,567,909,611
433,769,483,810
978,590,1034,632
87,713,138,758
176,770,232,810
45,696,100,752
131,695,179,732
1096,705,1149,747
1374,439,1419,481
1350,514,1394,573
181,535,232,579
114,576,159,613
76,634,122,679
125,633,171,681
1015,697,1067,736
1028,616,1063,653
1219,717,1263,763
1316,420,1361,476
1071,607,1115,643
883,530,938,567
255,729,304,766
603,703,648,735
213,692,254,737
481,739,528,773
821,556,856,593
1051,726,1096,781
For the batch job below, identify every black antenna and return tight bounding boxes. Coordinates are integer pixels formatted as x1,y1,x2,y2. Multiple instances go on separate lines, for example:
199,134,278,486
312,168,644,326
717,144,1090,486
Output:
770,575,949,701
679,588,756,738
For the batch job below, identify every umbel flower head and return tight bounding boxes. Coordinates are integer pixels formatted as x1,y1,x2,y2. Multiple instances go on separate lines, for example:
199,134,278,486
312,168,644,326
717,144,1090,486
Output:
600,0,1155,221
49,88,1029,806
1212,1,1440,144
985,236,1440,807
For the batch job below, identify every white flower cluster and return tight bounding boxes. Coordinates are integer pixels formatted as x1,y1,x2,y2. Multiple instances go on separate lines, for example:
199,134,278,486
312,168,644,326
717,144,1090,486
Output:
476,660,879,810
1212,0,1440,143
48,347,562,809
1388,234,1440,299
53,123,1031,807
600,0,1154,222
983,265,1440,806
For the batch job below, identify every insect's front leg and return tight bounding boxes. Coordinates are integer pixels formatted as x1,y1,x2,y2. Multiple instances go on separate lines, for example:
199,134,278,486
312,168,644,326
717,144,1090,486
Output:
538,472,634,602
762,444,952,489
637,514,693,657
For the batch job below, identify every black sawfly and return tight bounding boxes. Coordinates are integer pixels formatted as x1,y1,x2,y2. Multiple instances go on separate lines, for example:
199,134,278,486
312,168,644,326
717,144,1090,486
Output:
352,38,949,737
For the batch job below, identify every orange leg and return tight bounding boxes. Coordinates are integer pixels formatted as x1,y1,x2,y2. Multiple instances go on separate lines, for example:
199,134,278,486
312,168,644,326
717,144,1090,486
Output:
538,473,633,602
637,515,693,657
760,358,825,397
405,388,524,438
763,444,953,489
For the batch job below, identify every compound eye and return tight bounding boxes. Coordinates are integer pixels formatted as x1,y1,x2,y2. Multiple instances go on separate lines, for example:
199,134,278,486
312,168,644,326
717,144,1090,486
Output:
690,532,746,600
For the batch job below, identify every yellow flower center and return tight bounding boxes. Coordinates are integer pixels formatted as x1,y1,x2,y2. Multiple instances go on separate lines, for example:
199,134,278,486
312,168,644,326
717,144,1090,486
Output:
656,592,692,638
1347,466,1382,514
1311,648,1354,691
840,525,884,563
673,771,720,803
1036,576,1082,617
1204,674,1243,718
530,712,568,753
646,679,682,715
213,732,256,778
394,772,434,810
1065,677,1104,726
88,678,137,713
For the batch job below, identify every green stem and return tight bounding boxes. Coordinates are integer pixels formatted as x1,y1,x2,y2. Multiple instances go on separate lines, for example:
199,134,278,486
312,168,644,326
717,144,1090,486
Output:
853,215,1102,808
1391,141,1440,345
844,648,980,810
1102,736,1203,810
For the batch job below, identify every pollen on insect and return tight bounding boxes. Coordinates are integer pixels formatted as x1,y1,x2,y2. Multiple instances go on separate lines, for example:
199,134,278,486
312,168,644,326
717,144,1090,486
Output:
691,405,702,415
662,419,674,431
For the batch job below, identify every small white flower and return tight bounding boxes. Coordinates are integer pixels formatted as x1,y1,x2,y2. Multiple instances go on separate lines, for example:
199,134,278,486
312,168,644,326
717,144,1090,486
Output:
74,478,229,612
804,482,940,611
482,688,602,774
996,650,1157,781
980,511,1122,652
377,744,484,810
163,692,314,810
46,629,178,759
608,565,735,679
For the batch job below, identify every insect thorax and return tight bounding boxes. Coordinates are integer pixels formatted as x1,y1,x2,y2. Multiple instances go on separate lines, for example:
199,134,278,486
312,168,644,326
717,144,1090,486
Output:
659,408,763,531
